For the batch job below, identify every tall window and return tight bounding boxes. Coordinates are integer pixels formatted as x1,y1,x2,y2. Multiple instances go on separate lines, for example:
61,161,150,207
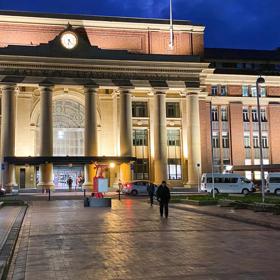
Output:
222,133,229,148
221,86,227,96
211,107,219,121
253,135,259,148
133,130,148,146
211,86,218,96
166,102,180,118
221,107,228,121
242,85,249,97
244,135,251,148
261,108,267,122
133,159,149,180
167,130,180,146
167,159,182,180
262,136,269,148
132,102,148,117
212,133,220,148
251,86,257,97
260,87,266,97
243,108,249,122
47,99,85,156
252,108,258,122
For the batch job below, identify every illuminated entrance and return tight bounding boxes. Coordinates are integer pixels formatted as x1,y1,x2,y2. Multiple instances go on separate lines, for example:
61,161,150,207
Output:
53,166,84,190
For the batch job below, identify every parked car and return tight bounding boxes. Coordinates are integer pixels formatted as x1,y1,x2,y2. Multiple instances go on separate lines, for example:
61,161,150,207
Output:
200,173,255,195
122,180,157,196
0,187,6,196
265,173,280,195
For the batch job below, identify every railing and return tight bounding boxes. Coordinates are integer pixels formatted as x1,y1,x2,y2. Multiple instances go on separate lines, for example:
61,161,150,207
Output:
252,122,259,131
221,121,229,131
254,148,260,159
212,121,219,131
261,122,268,131
213,148,220,159
263,148,269,159
222,148,230,159
254,148,269,159
245,148,251,159
243,122,250,131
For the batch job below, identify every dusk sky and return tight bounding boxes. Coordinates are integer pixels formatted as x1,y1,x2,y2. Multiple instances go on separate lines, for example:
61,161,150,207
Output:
0,0,279,50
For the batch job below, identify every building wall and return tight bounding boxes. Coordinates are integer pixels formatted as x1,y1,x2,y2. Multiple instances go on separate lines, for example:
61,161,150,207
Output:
0,15,204,55
268,103,280,164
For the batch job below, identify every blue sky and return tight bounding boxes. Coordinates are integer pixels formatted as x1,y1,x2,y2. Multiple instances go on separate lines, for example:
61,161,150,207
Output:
0,0,279,50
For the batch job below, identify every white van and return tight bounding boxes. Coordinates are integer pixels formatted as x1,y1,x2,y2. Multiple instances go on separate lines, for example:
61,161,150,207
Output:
266,173,280,195
200,173,255,195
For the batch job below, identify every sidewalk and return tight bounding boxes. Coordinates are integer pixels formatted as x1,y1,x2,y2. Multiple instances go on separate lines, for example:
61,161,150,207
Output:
0,206,27,279
171,203,280,230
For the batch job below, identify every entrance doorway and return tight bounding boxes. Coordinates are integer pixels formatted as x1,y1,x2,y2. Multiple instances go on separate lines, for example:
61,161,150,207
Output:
53,166,84,190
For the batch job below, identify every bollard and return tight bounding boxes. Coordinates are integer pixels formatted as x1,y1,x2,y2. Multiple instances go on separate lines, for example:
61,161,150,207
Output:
48,189,51,201
83,189,86,197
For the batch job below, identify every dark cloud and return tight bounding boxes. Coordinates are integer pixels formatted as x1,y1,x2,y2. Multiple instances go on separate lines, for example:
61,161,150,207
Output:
0,0,279,50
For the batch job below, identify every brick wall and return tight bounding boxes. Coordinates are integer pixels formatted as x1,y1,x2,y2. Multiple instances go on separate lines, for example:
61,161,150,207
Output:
228,85,242,96
267,86,280,97
229,102,245,166
0,21,204,56
199,100,212,172
268,103,280,163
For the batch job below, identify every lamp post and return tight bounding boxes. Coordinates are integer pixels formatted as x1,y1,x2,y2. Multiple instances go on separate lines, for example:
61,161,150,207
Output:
209,100,215,199
256,76,265,203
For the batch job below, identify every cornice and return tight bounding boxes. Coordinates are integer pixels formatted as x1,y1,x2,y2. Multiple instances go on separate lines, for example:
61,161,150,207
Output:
0,56,208,84
204,73,280,86
0,15,205,33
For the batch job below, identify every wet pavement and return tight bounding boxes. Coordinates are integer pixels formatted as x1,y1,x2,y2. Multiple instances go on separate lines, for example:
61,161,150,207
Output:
7,198,280,280
0,206,22,249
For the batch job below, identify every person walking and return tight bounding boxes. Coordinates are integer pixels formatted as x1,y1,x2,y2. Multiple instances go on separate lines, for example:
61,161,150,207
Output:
67,176,73,192
156,181,171,218
147,183,155,206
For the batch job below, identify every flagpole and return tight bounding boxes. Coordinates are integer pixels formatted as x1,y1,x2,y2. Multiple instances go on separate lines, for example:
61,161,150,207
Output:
169,0,174,49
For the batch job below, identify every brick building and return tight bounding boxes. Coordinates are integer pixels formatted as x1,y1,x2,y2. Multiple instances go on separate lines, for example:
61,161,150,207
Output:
0,10,279,190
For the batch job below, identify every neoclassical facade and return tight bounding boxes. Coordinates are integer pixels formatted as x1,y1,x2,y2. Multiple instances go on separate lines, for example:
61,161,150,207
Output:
1,11,280,190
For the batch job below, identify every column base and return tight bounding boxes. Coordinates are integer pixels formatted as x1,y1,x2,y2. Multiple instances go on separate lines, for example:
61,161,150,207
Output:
37,182,55,191
120,163,132,183
82,182,93,192
4,183,18,193
39,163,54,191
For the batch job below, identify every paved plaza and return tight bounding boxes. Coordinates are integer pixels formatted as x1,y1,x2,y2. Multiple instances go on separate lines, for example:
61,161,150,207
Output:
6,198,280,280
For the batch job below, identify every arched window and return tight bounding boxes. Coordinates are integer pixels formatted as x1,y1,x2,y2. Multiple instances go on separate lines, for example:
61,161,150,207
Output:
36,99,85,156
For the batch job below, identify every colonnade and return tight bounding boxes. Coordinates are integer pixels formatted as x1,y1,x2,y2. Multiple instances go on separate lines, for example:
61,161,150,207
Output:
0,84,201,191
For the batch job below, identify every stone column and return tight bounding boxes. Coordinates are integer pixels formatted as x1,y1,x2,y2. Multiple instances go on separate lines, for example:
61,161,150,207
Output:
83,86,98,190
153,91,168,184
186,93,201,185
0,85,17,191
119,88,133,183
37,85,54,190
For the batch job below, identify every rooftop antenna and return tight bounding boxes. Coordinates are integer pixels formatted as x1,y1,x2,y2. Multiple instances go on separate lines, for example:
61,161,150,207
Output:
169,0,174,50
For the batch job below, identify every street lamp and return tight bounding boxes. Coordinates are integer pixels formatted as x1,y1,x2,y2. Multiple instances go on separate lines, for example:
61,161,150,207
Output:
256,76,265,203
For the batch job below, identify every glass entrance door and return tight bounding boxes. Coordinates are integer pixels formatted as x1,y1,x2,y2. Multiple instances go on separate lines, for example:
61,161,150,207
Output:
53,166,84,190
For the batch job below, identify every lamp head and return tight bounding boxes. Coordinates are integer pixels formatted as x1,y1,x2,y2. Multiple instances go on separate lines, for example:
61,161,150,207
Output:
257,77,265,84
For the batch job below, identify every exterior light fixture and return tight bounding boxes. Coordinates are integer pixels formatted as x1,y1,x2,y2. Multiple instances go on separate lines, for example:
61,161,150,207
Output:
256,76,266,203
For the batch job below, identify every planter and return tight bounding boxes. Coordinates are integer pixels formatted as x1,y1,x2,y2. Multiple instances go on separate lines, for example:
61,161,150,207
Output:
84,197,111,208
182,199,217,206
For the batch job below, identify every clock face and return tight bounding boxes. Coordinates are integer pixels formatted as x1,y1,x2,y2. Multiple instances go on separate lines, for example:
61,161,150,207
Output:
60,32,78,49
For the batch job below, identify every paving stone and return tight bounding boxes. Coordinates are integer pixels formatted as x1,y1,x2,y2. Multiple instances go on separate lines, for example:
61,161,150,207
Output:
6,199,280,279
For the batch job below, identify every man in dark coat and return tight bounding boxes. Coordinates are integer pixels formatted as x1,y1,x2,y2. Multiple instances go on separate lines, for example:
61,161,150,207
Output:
147,183,155,206
156,181,171,218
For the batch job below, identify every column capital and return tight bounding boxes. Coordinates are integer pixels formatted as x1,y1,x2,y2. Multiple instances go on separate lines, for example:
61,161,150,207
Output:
117,87,133,95
0,84,17,92
38,84,54,92
151,88,168,95
84,85,99,93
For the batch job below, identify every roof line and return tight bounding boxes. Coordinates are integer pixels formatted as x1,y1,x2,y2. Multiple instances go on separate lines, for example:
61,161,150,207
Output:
0,9,203,26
